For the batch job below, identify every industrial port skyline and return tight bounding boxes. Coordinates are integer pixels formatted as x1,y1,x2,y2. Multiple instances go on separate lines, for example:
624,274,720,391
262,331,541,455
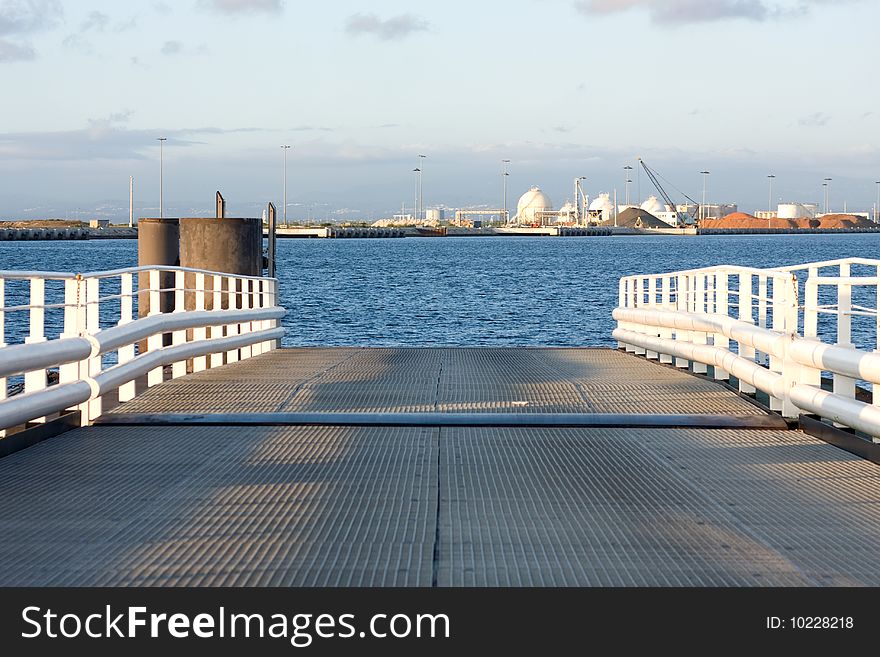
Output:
1,1,878,222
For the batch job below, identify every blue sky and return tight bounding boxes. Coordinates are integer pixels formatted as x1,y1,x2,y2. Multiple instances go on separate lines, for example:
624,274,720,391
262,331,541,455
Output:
1,0,878,220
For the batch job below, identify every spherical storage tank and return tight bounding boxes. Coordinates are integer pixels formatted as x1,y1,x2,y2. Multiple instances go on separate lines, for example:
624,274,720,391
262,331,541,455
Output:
640,196,666,216
516,186,553,224
589,193,614,213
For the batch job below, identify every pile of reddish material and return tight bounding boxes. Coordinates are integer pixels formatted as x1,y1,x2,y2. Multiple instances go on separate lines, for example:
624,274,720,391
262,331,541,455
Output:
701,213,797,229
701,212,874,230
815,214,874,229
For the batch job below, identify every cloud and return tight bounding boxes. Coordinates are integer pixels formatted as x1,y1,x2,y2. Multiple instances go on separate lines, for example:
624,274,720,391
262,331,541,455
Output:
0,39,35,61
80,10,108,32
0,123,268,161
199,0,283,14
0,0,62,62
799,112,831,127
161,40,182,55
572,0,859,24
0,0,62,35
345,13,430,40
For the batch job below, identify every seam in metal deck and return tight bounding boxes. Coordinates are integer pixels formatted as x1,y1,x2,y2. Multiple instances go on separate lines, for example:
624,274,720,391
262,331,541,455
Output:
3,348,880,587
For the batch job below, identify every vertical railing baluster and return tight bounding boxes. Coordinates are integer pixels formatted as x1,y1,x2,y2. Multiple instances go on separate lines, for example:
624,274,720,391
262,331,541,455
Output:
835,262,856,412
117,273,136,402
24,277,47,423
645,276,658,360
226,276,240,364
147,269,164,387
617,278,628,350
757,274,768,365
675,274,690,369
803,268,821,388
210,274,224,368
171,270,187,379
714,271,729,380
240,278,253,361
659,276,673,364
875,266,880,442
193,273,208,373
737,273,756,394
85,277,101,422
0,278,5,436
692,272,707,374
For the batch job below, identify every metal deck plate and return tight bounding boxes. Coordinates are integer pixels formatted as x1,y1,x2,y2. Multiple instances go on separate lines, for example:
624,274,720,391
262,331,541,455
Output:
3,422,880,586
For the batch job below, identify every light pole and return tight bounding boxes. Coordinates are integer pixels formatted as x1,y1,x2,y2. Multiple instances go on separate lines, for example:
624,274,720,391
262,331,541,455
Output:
157,137,167,218
823,177,832,214
281,145,291,227
623,165,633,206
413,168,420,222
502,159,510,223
417,154,426,221
875,180,879,224
700,170,710,221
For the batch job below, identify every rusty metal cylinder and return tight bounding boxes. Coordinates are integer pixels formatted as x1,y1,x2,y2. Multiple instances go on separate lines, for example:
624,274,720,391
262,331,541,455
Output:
178,217,263,310
137,217,180,318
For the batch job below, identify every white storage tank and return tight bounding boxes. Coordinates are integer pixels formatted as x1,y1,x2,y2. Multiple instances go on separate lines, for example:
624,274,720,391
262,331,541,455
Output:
424,208,445,224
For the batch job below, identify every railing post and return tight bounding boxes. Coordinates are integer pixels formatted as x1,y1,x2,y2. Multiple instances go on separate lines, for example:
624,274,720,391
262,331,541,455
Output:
617,278,628,350
659,276,673,364
757,274,768,365
875,266,880,443
240,278,253,361
645,277,658,359
802,269,821,388
692,272,708,374
117,273,137,403
737,273,756,394
171,270,187,379
0,278,5,437
193,272,208,373
768,276,785,412
713,271,729,380
210,274,224,369
146,269,164,388
225,276,240,364
779,275,802,419
674,274,690,369
24,278,48,422
85,277,102,422
834,262,856,419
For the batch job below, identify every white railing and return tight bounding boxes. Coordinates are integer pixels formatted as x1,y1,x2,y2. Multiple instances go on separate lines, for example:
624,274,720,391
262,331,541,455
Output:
614,258,880,441
0,266,285,433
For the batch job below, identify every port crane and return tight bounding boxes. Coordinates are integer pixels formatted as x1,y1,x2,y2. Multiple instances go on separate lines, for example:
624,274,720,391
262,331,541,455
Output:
637,158,699,227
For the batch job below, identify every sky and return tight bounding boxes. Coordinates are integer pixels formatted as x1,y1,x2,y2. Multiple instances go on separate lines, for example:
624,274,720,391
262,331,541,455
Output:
1,0,879,221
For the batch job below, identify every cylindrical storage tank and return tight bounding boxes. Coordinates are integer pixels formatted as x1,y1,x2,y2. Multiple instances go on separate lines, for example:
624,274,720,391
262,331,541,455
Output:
137,218,180,318
179,217,262,310
777,204,802,220
425,208,444,224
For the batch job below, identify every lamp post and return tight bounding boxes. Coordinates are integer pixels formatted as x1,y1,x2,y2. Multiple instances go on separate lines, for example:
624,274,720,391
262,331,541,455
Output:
823,178,832,214
875,180,879,224
413,168,420,222
623,165,633,206
281,145,291,227
417,154,426,221
700,170,710,221
502,159,510,224
157,137,167,218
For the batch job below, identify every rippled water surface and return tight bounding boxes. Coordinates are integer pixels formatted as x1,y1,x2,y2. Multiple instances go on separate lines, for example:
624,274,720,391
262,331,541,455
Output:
2,233,879,347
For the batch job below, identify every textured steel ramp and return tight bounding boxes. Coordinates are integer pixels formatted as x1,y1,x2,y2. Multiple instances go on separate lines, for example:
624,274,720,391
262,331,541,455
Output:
5,347,880,587
3,424,880,586
107,348,766,417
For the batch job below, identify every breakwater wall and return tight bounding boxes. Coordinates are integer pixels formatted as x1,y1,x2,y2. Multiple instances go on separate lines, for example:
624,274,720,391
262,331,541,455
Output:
0,227,138,240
